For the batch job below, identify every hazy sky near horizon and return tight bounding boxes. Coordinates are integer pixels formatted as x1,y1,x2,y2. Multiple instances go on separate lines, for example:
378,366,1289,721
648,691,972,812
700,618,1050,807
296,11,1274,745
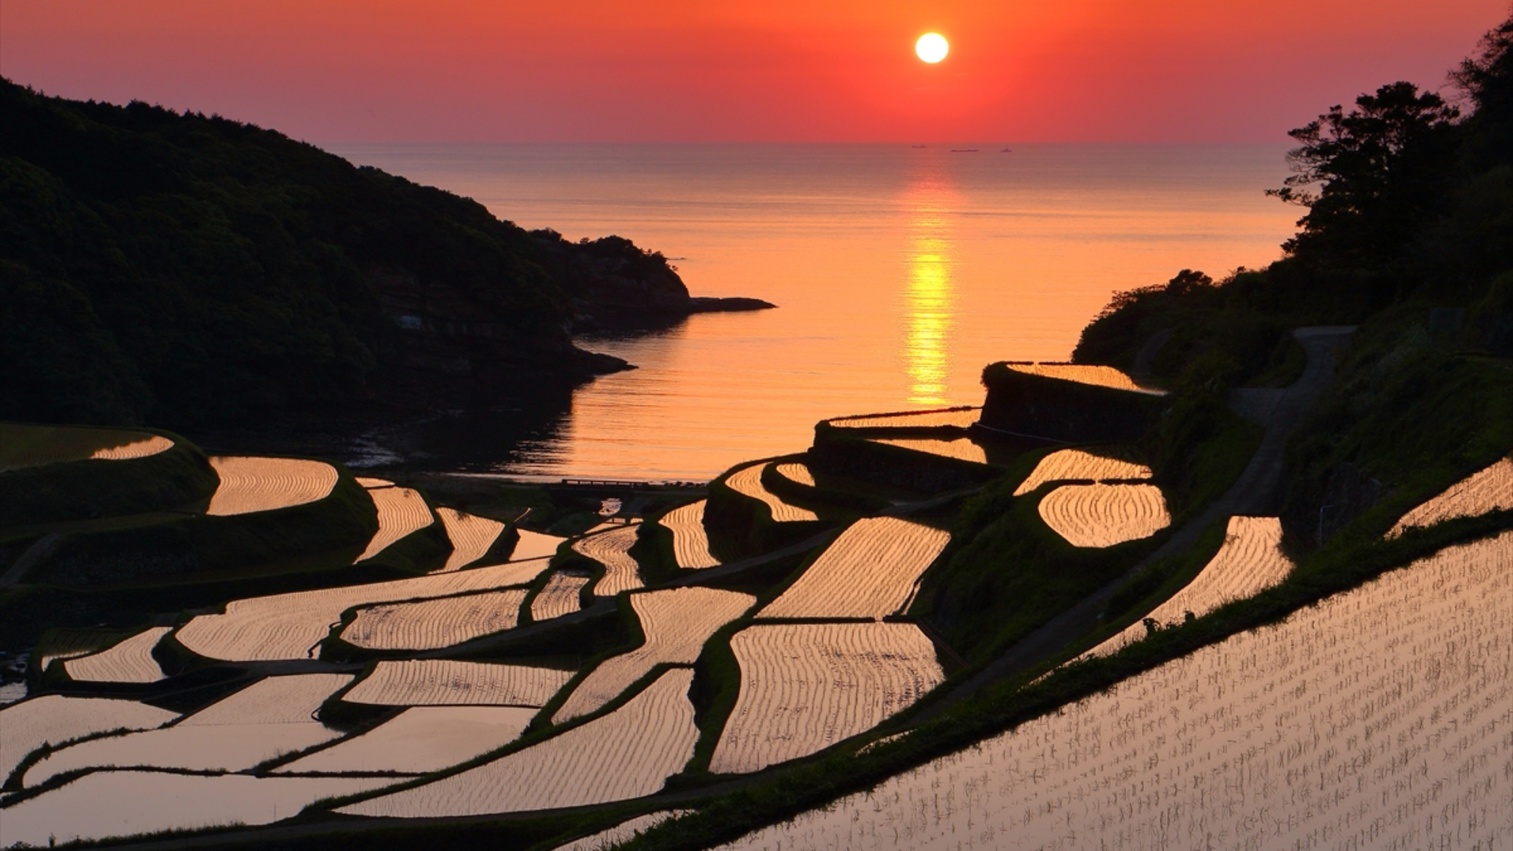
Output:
2,0,1508,143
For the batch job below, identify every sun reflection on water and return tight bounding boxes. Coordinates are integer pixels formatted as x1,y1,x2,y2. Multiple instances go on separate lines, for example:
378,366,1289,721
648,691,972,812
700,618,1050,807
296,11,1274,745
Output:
902,170,957,406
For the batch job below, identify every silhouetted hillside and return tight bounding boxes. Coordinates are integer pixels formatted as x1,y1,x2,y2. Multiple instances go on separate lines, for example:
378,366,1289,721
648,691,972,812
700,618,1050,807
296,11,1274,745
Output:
0,79,735,428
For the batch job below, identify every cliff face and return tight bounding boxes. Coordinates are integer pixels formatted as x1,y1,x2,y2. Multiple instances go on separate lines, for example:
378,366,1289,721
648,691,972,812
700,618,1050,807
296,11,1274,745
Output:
0,79,646,427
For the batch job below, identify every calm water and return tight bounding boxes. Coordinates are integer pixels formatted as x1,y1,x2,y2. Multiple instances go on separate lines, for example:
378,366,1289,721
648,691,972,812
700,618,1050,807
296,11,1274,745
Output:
331,143,1297,480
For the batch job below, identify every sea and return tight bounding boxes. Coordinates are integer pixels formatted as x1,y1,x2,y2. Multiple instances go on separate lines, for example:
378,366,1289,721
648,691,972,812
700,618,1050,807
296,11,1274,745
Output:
327,142,1298,481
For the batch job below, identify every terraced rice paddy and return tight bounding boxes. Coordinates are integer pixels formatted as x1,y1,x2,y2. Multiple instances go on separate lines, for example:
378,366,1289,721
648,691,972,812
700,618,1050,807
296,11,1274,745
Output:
0,424,172,473
773,463,815,487
1012,448,1152,496
62,627,170,684
275,706,537,774
1077,516,1294,660
435,508,507,571
659,500,720,570
0,770,394,848
1038,482,1170,547
341,588,529,651
758,518,951,620
338,668,700,817
725,464,819,522
510,528,568,561
531,572,591,621
1003,362,1166,395
1,696,177,783
553,587,755,722
572,524,646,596
551,810,692,851
827,408,981,429
204,456,339,516
343,660,573,707
710,623,945,774
176,558,553,661
23,674,350,785
1388,456,1513,537
872,436,988,465
356,485,436,562
33,629,133,672
718,530,1513,851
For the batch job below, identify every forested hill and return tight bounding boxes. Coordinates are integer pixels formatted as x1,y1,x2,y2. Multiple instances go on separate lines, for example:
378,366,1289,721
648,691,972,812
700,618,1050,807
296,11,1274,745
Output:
0,79,702,428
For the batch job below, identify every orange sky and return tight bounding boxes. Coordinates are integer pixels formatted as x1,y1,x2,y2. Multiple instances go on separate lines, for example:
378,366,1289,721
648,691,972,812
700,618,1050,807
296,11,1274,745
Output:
2,0,1507,142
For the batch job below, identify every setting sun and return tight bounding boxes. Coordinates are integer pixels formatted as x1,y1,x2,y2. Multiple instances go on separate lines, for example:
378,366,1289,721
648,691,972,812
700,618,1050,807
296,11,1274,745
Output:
915,32,949,64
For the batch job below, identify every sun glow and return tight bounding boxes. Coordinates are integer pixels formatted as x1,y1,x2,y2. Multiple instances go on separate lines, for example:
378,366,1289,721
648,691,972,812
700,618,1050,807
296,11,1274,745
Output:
915,33,949,64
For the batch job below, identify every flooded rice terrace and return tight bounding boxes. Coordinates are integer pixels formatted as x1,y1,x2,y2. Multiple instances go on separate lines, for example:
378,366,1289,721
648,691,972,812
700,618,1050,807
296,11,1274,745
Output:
2,408,1511,848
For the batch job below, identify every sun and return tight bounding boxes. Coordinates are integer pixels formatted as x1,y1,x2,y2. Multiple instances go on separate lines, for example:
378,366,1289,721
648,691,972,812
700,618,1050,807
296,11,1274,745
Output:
915,32,949,64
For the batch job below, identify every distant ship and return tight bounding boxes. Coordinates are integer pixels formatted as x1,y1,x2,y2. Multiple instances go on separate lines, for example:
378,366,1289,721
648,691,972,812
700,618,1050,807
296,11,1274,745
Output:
911,144,927,148
1001,147,1013,152
950,148,979,153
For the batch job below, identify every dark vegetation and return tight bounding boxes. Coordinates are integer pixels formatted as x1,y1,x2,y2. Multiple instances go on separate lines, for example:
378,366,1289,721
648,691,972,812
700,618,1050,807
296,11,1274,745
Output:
0,78,731,431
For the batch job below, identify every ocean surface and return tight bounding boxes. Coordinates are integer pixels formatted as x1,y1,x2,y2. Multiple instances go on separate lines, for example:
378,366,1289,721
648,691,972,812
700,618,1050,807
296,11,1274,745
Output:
330,143,1298,481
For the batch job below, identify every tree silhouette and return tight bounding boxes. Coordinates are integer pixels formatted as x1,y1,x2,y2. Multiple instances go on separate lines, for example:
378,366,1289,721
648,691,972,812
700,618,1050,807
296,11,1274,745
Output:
1268,81,1459,263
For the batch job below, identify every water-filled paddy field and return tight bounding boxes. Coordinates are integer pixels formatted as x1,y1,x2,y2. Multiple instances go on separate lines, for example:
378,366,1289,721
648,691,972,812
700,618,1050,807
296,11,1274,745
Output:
718,531,1513,850
2,398,1509,848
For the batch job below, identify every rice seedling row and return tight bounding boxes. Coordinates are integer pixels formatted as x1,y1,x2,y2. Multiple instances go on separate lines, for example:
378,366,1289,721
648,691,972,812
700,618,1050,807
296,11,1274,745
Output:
0,770,395,848
0,424,172,473
1038,482,1171,547
773,463,816,487
1077,516,1294,661
827,408,981,429
62,627,171,684
1,696,178,783
356,485,436,562
1012,448,1153,496
275,706,538,775
23,675,352,786
553,587,755,723
531,572,592,621
1388,456,1513,537
343,660,573,708
660,500,721,570
177,559,552,661
718,531,1513,850
340,588,529,652
870,437,988,465
710,622,945,774
337,668,700,818
1003,362,1166,395
204,456,340,516
758,517,951,620
572,524,646,597
725,464,818,523
549,810,693,851
435,507,508,571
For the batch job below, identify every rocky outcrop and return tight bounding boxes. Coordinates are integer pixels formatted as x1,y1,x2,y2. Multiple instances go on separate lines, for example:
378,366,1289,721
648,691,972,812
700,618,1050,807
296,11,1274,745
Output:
530,232,775,331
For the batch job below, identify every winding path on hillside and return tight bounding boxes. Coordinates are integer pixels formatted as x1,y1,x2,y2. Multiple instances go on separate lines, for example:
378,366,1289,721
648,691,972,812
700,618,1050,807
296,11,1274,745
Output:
920,326,1356,714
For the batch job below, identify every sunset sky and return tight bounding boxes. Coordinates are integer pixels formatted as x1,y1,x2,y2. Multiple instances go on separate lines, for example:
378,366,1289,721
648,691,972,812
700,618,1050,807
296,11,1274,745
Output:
2,0,1508,143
